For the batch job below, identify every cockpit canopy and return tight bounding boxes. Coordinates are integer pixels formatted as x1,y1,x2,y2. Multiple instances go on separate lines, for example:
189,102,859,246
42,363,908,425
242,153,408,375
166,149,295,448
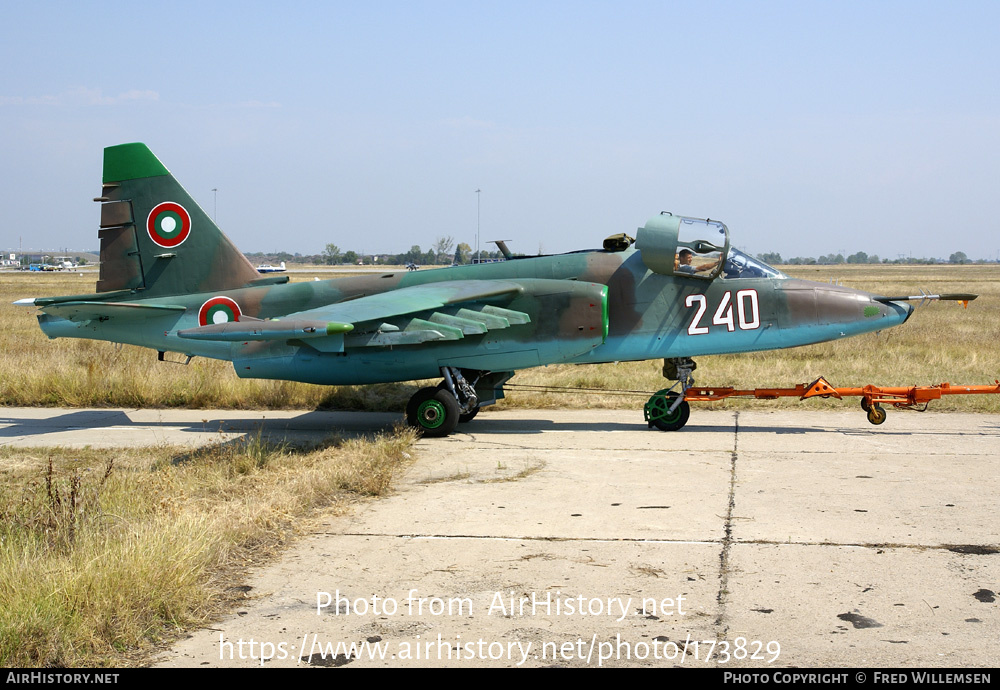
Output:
636,213,728,279
635,212,783,280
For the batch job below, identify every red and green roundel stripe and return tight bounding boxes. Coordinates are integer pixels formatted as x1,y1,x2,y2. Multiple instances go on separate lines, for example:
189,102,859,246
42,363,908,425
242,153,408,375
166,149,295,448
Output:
198,297,242,326
147,201,191,248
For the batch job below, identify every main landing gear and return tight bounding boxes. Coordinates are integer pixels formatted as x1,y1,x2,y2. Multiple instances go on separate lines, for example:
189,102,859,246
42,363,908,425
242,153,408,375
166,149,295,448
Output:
406,367,502,437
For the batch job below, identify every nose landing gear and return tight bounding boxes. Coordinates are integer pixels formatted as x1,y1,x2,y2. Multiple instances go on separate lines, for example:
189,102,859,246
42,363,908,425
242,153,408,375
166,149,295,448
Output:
644,358,697,431
644,390,691,431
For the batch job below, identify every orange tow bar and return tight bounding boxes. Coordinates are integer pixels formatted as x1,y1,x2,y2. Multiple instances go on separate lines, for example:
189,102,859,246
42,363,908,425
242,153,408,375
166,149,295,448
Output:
683,377,1000,425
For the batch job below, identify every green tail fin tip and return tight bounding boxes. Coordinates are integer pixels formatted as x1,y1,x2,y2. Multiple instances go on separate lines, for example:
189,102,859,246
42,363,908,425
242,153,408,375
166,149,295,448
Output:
103,143,170,183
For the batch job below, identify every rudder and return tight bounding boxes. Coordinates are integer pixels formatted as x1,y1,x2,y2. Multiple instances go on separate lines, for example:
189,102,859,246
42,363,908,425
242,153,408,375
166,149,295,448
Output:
95,143,260,297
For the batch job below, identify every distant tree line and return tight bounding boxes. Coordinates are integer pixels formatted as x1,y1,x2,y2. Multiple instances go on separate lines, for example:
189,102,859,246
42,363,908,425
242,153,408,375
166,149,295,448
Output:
754,251,984,266
245,235,507,266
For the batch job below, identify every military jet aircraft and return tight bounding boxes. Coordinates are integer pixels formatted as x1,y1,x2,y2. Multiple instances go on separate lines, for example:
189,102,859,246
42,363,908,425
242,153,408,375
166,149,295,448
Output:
15,143,974,436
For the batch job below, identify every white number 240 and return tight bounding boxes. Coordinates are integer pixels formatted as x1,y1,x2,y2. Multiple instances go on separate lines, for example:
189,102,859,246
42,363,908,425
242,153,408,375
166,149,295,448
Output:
685,289,760,335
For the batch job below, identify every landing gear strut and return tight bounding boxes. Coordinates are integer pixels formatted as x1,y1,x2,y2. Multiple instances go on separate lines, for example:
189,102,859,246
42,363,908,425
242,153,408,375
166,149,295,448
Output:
644,358,696,431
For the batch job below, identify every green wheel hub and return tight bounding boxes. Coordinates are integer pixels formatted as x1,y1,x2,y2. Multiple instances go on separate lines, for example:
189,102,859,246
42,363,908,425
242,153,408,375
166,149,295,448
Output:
644,389,691,431
416,399,447,429
406,387,461,437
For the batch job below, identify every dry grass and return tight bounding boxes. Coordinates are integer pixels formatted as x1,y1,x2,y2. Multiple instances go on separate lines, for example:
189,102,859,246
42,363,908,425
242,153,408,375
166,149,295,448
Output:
2,264,998,413
0,427,417,668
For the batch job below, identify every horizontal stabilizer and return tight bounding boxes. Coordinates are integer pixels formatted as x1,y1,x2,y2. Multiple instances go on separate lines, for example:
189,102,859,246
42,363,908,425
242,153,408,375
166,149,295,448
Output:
36,301,185,323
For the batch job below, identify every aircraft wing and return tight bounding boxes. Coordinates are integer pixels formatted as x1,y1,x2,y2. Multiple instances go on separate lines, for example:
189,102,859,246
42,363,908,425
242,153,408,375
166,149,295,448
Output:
177,279,531,347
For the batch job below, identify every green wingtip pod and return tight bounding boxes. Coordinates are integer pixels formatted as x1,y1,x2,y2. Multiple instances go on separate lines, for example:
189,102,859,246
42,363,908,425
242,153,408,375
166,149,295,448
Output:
326,322,355,335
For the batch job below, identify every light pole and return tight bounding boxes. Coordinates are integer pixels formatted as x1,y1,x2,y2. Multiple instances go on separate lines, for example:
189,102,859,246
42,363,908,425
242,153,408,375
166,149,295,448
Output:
212,188,218,222
475,188,481,263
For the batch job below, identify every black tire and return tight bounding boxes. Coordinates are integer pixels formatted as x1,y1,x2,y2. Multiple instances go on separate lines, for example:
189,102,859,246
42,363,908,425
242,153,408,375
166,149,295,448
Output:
407,387,460,437
646,391,690,431
866,404,887,426
458,406,480,424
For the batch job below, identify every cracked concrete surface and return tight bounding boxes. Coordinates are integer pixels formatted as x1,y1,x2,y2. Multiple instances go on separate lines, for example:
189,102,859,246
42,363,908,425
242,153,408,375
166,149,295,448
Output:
153,408,998,668
2,406,995,667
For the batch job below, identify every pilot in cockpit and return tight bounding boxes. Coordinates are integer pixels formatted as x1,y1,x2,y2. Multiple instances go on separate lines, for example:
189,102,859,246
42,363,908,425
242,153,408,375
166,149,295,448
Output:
676,248,720,275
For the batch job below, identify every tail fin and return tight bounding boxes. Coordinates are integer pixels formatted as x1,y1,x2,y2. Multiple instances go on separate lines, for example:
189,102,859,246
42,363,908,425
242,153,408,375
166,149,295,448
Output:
95,143,260,296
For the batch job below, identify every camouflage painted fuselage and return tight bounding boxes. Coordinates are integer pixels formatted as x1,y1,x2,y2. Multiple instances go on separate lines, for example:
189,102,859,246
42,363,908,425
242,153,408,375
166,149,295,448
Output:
29,142,912,389
38,248,911,385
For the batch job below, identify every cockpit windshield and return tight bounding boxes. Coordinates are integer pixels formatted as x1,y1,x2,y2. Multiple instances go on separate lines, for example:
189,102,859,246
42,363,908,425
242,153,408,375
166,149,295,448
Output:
722,249,785,279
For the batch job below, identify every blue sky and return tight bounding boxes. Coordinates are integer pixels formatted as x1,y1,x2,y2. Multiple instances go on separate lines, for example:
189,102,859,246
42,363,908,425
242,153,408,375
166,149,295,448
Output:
2,1,998,260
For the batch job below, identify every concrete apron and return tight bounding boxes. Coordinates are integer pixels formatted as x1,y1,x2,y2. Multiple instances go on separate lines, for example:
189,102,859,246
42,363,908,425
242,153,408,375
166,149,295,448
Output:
5,406,994,667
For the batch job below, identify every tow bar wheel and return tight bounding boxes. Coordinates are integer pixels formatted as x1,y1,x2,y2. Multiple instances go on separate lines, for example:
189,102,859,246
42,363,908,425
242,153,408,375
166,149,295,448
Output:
866,404,887,425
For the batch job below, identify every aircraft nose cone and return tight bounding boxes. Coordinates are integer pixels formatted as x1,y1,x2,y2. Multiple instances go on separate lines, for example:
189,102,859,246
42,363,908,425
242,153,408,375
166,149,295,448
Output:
894,299,915,324
834,286,913,330
782,280,912,335
859,290,913,325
